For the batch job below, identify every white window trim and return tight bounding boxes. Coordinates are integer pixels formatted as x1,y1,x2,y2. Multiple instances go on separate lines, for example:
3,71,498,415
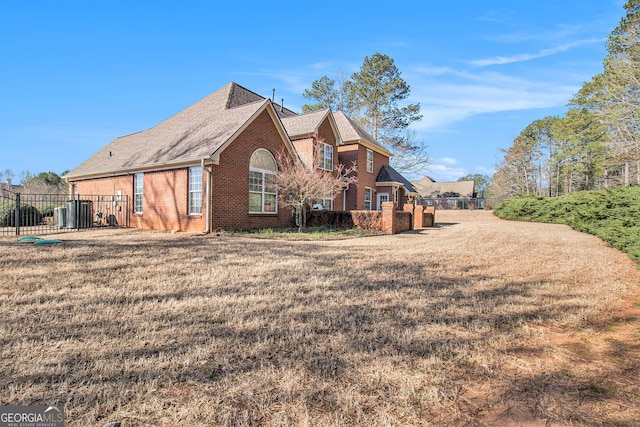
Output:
189,166,203,215
318,142,334,171
134,173,144,214
364,187,373,211
249,149,278,214
366,149,374,173
318,192,333,211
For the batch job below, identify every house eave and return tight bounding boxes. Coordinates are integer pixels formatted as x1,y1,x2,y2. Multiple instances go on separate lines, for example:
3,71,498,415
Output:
65,158,216,182
341,138,392,157
376,181,403,188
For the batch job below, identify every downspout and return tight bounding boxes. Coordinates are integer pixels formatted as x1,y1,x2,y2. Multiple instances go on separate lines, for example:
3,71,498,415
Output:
202,158,211,234
343,183,349,211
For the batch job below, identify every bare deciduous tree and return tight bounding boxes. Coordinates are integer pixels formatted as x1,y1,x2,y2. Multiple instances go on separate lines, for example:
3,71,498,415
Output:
275,144,357,231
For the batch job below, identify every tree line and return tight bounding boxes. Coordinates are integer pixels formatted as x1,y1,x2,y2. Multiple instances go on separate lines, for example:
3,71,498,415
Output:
489,0,640,206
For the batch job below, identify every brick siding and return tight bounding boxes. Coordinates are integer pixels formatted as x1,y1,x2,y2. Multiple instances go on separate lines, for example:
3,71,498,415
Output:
211,109,293,231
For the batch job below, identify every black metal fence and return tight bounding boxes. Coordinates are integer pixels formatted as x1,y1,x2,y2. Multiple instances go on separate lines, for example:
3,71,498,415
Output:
417,197,486,210
0,189,129,236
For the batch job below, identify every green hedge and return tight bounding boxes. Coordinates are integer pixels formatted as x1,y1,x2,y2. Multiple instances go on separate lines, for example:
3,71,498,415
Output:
494,186,640,264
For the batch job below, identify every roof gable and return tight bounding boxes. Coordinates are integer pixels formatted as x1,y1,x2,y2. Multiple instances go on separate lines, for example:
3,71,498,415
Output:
376,165,417,193
281,109,341,144
333,111,392,157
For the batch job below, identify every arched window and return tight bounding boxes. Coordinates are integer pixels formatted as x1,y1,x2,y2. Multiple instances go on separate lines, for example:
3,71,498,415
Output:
249,149,278,213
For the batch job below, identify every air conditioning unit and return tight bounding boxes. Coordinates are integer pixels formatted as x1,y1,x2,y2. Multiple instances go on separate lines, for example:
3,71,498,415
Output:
66,200,93,229
54,207,67,229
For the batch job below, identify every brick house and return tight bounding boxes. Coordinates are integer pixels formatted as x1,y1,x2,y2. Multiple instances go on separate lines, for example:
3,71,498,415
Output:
333,111,417,210
66,82,418,232
65,83,300,232
281,109,345,210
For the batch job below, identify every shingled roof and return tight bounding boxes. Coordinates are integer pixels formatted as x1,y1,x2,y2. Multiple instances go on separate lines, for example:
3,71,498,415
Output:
66,83,291,179
281,109,330,138
376,164,418,194
333,111,392,157
280,109,342,146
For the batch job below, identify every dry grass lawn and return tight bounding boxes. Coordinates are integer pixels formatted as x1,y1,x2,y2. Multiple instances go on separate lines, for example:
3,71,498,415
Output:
1,210,639,426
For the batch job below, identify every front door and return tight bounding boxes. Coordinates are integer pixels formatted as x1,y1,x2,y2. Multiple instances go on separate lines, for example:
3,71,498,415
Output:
377,193,389,210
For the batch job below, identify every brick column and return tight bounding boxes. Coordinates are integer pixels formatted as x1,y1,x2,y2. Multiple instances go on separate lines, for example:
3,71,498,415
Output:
381,202,395,234
414,204,424,228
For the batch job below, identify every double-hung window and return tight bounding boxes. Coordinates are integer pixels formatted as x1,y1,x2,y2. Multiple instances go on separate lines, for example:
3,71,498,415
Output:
189,167,203,215
366,149,374,173
318,193,333,211
249,149,278,214
364,187,372,210
134,173,144,214
318,142,333,171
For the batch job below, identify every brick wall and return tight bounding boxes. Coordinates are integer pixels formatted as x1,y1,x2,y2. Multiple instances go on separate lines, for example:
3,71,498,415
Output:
307,210,382,229
338,144,390,210
308,202,430,234
291,117,346,211
211,109,294,231
71,169,207,233
72,175,133,199
135,168,207,232
394,210,412,233
337,145,359,210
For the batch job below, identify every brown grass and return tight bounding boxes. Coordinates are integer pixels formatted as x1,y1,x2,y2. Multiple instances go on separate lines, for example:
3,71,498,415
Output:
1,210,639,426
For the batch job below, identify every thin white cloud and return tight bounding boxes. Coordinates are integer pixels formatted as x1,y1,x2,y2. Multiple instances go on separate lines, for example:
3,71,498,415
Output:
427,163,469,182
477,9,514,23
439,157,458,165
469,38,604,66
405,59,587,132
484,24,592,43
308,62,333,70
410,80,576,131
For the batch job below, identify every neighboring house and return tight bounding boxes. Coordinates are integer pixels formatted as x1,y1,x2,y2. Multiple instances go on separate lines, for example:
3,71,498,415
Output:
66,82,418,232
0,179,23,193
334,112,417,210
412,176,475,198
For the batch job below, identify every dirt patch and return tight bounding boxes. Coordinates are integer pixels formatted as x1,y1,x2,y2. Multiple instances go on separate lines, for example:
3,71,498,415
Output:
1,210,639,426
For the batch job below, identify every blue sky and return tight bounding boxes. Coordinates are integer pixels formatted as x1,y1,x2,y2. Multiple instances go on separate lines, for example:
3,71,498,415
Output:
0,0,624,182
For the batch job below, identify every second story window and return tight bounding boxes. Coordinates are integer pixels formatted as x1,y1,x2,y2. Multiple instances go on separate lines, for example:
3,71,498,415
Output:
318,142,333,171
366,149,374,173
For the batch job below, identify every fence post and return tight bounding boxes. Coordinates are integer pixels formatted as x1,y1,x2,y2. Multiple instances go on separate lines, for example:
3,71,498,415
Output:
75,193,80,230
125,195,130,228
15,192,20,236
